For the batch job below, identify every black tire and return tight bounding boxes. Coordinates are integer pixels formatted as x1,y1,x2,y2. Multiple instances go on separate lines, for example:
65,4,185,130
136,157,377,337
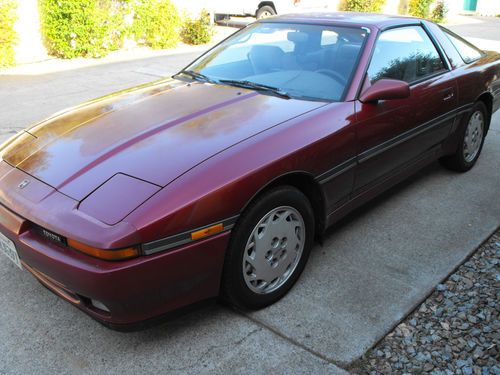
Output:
256,5,276,19
221,186,315,310
440,101,488,172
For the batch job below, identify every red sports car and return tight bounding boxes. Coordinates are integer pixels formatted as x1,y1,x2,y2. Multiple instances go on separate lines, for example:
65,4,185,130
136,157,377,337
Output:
0,13,498,328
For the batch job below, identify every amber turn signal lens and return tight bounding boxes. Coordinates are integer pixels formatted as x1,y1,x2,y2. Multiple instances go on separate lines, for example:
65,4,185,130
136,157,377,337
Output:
191,223,224,241
67,239,139,261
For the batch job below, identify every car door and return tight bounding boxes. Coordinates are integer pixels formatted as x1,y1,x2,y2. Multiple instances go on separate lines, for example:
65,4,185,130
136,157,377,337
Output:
353,25,458,192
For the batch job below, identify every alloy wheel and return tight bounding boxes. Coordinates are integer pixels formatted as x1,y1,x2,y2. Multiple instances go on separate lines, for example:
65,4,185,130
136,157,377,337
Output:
463,110,484,163
242,206,305,294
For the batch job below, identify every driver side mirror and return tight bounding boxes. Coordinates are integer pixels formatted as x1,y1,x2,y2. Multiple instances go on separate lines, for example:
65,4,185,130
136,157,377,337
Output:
359,79,410,103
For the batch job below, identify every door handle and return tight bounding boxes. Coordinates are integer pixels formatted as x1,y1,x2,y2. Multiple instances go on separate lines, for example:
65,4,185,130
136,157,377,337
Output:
443,91,454,101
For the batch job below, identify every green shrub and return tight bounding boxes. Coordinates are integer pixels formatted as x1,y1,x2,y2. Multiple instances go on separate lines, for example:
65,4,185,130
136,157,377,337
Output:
181,10,214,45
129,0,180,49
340,0,386,13
39,0,126,58
0,0,17,67
431,0,447,23
408,0,433,18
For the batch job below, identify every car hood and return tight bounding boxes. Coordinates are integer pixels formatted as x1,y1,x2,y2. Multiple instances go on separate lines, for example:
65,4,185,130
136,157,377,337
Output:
0,79,325,201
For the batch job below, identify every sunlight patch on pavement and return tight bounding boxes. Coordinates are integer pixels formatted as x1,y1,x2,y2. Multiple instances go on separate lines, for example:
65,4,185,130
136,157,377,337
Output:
133,67,169,78
465,37,500,52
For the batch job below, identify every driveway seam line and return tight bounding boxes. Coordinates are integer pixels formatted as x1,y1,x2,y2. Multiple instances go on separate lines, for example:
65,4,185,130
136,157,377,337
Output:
233,308,351,372
232,224,498,372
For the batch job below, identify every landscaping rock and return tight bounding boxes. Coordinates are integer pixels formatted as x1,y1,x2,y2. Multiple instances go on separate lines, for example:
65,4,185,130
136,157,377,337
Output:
355,231,500,374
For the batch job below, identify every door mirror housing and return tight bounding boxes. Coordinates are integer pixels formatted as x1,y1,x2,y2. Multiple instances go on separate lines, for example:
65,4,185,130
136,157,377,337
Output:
359,79,410,103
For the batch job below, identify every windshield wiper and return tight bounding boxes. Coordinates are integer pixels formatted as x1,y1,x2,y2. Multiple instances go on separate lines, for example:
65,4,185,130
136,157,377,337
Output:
219,79,291,99
173,70,217,84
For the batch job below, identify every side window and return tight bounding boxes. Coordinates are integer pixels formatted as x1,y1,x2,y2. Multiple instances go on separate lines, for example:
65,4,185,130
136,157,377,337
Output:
441,27,482,64
367,26,446,84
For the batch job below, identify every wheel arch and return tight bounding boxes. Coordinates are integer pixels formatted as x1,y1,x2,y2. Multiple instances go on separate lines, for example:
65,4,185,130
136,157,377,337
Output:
240,171,326,238
476,92,493,132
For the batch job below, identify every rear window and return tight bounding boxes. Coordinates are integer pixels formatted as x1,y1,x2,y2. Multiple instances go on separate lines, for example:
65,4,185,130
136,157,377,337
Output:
441,27,483,64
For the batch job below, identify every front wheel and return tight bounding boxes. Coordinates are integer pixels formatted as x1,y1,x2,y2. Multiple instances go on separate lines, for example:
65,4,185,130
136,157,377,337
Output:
221,186,315,310
440,101,487,172
256,5,276,19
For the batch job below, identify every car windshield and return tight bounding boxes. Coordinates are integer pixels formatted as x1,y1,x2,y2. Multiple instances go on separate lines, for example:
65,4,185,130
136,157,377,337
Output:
180,22,368,102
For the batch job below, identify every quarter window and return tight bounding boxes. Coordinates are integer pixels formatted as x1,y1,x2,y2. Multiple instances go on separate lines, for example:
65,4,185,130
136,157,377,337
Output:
441,27,482,63
367,26,446,84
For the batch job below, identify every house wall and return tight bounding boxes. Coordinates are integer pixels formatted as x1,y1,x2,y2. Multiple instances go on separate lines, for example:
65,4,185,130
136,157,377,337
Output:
383,0,405,15
14,0,47,64
476,0,500,16
171,0,211,16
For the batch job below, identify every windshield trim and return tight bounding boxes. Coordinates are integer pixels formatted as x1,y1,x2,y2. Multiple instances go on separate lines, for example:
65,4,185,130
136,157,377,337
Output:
174,22,369,103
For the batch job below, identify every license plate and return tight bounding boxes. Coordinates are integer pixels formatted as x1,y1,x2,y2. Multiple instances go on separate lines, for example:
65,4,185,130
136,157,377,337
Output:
0,231,22,269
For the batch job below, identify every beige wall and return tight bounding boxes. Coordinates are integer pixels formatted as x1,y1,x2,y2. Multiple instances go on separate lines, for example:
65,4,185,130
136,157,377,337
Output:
476,0,500,16
14,0,47,64
443,0,464,15
383,0,404,15
171,0,212,16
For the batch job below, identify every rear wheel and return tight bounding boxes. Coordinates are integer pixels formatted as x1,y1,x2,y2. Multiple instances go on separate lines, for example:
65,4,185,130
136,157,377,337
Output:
440,101,487,172
221,186,314,310
256,5,276,19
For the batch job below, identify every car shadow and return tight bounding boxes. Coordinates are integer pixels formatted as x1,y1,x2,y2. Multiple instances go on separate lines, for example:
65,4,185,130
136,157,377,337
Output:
116,160,448,335
321,160,444,240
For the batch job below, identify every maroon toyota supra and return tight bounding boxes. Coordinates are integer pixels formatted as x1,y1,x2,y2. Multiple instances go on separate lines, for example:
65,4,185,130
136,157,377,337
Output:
0,13,498,328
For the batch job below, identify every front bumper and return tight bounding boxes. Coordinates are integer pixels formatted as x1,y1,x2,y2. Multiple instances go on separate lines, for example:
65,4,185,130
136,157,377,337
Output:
0,162,230,326
0,203,230,325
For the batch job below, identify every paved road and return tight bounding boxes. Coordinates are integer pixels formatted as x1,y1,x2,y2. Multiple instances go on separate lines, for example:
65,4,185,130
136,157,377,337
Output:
447,16,500,52
447,16,500,40
0,23,499,374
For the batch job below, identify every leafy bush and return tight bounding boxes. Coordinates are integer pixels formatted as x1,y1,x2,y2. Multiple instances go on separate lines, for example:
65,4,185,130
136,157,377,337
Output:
0,0,17,67
408,0,433,18
129,0,180,49
339,0,386,13
39,0,126,58
431,0,447,23
181,10,214,45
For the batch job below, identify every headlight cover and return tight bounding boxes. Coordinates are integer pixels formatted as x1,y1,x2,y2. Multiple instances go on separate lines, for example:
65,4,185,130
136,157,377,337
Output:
78,173,160,225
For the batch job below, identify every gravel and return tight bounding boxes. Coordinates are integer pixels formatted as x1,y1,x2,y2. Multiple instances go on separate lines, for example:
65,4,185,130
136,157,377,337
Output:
352,230,500,374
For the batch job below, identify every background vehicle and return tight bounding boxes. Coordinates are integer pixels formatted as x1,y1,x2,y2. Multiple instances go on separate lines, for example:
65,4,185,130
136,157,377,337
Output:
213,0,332,20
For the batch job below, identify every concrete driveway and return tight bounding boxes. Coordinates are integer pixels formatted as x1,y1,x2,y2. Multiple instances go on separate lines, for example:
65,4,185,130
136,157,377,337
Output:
0,22,499,374
445,16,500,52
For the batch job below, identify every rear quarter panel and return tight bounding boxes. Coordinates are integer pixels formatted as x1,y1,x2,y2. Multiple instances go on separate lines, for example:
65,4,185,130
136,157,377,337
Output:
452,51,500,116
425,21,500,116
